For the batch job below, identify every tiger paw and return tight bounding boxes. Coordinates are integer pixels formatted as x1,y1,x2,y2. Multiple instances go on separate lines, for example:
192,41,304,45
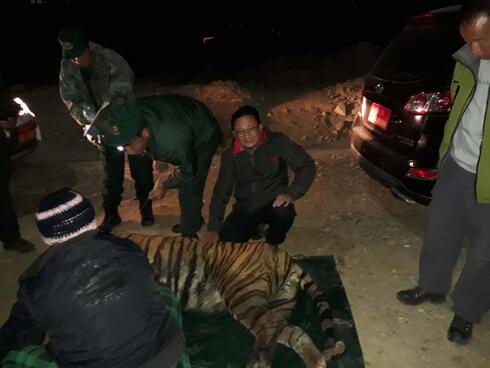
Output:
316,341,345,368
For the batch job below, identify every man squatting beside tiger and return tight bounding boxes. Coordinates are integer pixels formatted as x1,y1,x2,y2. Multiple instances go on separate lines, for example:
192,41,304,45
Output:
201,105,316,245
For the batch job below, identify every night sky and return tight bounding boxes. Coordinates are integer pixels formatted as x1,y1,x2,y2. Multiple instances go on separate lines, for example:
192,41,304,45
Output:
2,0,462,86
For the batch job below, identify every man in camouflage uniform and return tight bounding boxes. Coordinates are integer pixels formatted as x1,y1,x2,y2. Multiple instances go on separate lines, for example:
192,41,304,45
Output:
58,26,154,232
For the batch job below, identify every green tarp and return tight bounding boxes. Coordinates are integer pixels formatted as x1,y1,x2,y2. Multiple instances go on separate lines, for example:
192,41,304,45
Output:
182,256,365,367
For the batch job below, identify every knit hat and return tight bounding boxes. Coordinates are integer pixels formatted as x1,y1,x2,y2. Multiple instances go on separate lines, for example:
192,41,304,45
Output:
36,189,96,245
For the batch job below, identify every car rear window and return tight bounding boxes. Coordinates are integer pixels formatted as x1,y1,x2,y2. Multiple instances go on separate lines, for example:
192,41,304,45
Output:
372,13,464,82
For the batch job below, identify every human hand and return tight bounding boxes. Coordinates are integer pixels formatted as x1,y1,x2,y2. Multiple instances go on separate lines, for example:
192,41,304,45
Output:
149,183,168,201
83,124,100,146
153,160,169,174
149,173,170,201
272,194,293,207
199,231,219,242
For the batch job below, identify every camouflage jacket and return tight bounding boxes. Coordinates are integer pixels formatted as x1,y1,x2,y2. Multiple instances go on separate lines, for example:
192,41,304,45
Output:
59,42,135,126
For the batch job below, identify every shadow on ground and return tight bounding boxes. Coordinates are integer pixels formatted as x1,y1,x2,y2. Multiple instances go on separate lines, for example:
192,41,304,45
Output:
10,162,77,216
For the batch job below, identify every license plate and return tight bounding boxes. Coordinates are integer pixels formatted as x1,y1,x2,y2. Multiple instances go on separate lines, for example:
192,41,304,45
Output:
367,103,391,130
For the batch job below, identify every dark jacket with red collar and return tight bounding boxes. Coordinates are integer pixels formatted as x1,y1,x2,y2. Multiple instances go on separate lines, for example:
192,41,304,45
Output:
207,129,316,232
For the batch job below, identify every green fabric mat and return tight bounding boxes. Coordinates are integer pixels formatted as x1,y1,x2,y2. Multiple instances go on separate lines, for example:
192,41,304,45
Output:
182,256,365,367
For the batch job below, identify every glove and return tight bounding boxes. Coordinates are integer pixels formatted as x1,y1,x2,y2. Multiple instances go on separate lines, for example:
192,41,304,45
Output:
83,124,101,146
82,105,97,123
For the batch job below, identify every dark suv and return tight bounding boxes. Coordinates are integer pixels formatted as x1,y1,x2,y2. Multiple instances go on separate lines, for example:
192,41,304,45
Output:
351,6,464,205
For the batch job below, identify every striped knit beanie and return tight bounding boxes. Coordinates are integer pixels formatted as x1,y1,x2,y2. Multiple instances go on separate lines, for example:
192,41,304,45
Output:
35,189,96,245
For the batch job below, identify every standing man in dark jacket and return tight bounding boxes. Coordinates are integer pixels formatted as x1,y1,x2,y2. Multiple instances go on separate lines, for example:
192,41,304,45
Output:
0,189,188,368
200,105,316,245
0,72,35,253
58,26,154,232
98,94,223,238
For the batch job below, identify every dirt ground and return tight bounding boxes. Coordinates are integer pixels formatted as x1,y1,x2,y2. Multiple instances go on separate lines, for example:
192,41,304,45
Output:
3,141,490,368
1,44,489,367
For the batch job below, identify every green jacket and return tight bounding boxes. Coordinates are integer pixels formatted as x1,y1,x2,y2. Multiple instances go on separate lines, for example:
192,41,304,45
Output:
140,95,223,189
439,45,490,204
59,42,135,126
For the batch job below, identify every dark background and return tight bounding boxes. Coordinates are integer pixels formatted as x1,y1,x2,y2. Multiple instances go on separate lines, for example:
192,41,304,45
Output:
1,0,462,86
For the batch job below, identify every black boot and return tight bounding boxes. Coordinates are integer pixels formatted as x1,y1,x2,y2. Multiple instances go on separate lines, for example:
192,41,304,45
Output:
98,208,121,233
396,287,446,305
447,314,473,344
171,216,204,234
140,200,154,227
3,237,35,253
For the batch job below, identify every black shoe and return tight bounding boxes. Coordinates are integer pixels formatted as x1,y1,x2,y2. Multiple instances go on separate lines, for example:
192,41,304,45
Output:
396,287,446,305
140,200,154,227
171,216,204,234
98,210,122,233
3,237,35,253
447,314,473,344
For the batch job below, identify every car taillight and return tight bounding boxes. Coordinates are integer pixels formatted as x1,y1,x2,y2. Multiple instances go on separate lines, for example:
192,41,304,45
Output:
406,168,438,180
403,91,451,115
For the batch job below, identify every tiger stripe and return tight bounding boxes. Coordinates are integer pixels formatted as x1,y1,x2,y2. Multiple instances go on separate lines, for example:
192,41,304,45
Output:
117,233,344,368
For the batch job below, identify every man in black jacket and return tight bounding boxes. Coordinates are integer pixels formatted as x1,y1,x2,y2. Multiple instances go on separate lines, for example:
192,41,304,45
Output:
0,189,188,368
200,105,316,245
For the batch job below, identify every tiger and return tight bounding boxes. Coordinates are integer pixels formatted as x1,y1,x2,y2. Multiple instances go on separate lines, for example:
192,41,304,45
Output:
118,233,345,368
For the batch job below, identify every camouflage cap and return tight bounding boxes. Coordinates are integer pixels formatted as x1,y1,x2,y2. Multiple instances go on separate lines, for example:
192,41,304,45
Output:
95,103,146,148
58,26,88,59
